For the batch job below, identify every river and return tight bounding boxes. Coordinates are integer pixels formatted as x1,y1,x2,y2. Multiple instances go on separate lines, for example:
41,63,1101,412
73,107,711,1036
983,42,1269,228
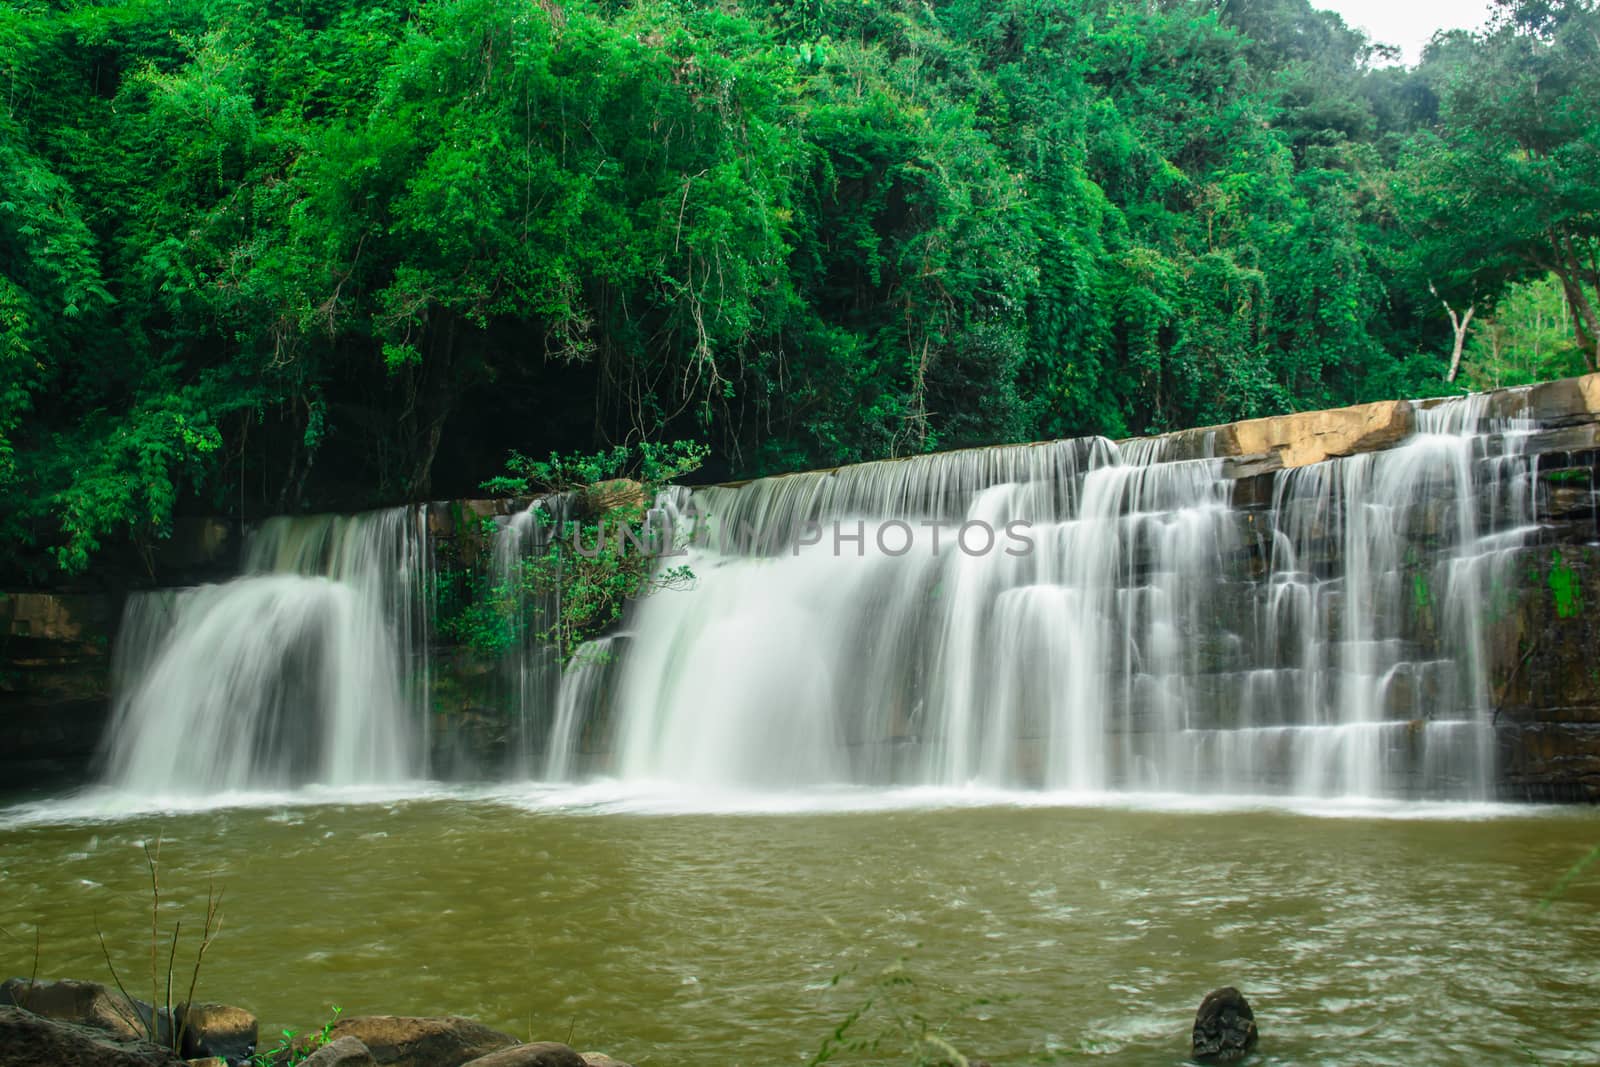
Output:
2,786,1596,1065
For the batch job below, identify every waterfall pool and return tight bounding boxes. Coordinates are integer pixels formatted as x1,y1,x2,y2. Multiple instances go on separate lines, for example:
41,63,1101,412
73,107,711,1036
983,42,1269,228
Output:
3,786,1597,1065
12,388,1598,1062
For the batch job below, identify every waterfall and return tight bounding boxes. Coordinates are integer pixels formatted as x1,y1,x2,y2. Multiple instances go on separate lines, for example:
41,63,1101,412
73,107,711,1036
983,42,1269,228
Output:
96,390,1550,801
589,394,1540,799
102,508,432,792
543,636,622,781
488,500,562,771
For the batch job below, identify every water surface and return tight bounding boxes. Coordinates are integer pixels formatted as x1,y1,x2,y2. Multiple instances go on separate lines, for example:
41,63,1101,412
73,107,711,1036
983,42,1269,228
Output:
2,788,1597,1065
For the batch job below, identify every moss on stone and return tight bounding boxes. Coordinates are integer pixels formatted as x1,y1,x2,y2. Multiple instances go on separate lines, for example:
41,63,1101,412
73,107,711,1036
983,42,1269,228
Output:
1548,549,1583,619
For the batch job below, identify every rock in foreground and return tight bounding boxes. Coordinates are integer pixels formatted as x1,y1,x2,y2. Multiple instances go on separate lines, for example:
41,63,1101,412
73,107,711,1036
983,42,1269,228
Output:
1,975,259,1063
461,1042,586,1067
0,977,148,1041
329,1015,520,1067
175,1000,259,1062
0,1004,185,1067
1192,986,1258,1062
301,1035,380,1066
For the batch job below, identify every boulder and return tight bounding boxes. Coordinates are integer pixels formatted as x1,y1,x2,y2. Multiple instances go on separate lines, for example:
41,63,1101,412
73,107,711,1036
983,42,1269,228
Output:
1230,399,1414,469
1191,986,1258,1062
579,1055,633,1067
300,1035,380,1067
0,1004,185,1067
175,1001,258,1063
1153,398,1417,468
460,1043,585,1067
0,977,149,1042
329,1015,520,1067
1526,373,1600,426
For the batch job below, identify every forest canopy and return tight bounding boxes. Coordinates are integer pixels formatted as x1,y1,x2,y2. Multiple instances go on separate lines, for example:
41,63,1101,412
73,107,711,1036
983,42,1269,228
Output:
1,0,1597,578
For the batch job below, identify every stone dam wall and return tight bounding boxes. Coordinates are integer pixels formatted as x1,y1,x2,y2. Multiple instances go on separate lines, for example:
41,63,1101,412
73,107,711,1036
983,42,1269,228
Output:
5,375,1600,799
1165,377,1600,800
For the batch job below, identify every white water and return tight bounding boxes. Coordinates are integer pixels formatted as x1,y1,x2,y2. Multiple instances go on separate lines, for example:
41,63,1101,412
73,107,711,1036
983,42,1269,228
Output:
97,392,1547,803
101,508,432,792
604,394,1540,799
543,635,620,780
487,501,564,771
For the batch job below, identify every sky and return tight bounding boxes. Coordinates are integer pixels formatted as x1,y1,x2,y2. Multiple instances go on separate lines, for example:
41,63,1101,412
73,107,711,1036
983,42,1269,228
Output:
1315,0,1498,65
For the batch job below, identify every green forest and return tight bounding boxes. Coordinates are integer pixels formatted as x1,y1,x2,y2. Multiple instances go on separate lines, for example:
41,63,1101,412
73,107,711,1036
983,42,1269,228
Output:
1,0,1597,579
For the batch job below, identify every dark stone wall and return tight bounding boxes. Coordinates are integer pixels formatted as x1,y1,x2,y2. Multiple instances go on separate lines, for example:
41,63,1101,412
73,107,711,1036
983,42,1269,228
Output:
0,592,120,791
1489,543,1600,800
0,517,239,794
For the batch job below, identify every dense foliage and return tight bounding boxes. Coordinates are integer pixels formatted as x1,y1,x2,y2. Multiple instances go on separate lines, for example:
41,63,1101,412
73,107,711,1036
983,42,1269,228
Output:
2,0,1597,579
441,440,703,660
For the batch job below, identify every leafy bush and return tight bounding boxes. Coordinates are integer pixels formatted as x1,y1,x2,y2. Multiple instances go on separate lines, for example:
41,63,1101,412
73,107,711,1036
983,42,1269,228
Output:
434,442,706,663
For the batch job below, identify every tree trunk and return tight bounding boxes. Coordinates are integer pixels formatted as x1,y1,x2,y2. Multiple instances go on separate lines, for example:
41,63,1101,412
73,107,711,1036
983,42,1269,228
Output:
1431,282,1476,382
1555,274,1600,371
1446,304,1475,383
1545,232,1600,371
407,414,447,500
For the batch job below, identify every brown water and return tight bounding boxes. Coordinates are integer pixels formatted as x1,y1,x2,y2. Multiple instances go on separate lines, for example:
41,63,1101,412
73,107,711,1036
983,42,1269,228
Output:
2,788,1598,1065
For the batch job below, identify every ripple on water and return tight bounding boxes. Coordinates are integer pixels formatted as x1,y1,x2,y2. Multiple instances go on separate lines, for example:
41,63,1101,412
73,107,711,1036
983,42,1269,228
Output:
0,792,1596,1066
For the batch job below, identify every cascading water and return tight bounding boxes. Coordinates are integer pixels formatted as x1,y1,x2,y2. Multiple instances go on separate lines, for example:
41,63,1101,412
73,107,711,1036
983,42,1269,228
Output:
486,498,567,771
1191,395,1538,798
585,393,1542,799
96,391,1550,801
543,635,623,781
482,491,651,775
102,508,432,792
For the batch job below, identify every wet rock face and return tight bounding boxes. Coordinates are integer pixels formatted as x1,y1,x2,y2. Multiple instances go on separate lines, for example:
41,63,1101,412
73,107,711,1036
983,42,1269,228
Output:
1525,374,1600,427
175,1001,259,1063
1498,723,1600,801
0,1005,185,1067
0,977,148,1042
1,976,260,1063
460,1042,587,1067
577,1055,633,1067
328,1015,521,1067
1192,986,1258,1062
300,1035,380,1066
1486,544,1600,800
0,594,119,788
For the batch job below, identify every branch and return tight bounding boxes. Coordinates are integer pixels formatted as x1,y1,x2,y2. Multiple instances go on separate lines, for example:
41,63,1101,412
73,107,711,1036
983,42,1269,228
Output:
94,917,149,1040
175,882,224,1056
144,833,162,1043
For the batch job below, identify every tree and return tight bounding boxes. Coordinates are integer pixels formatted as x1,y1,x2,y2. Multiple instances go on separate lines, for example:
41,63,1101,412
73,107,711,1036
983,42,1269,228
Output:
1462,274,1588,388
1396,0,1600,369
4,0,1591,578
1430,280,1477,382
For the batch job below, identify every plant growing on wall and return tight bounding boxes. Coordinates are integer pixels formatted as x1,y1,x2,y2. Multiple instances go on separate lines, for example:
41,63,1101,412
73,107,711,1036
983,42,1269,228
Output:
462,441,706,662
